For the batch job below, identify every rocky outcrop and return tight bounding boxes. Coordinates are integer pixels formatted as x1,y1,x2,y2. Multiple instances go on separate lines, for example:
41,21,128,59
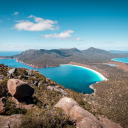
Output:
55,97,123,128
0,114,22,128
7,68,17,78
8,68,17,75
47,85,66,95
99,116,123,128
7,79,34,99
9,97,36,110
34,81,39,86
26,69,33,76
0,97,6,114
0,75,4,81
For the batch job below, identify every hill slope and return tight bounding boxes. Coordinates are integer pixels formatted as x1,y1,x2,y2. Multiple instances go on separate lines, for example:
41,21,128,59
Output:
11,47,122,68
0,64,125,128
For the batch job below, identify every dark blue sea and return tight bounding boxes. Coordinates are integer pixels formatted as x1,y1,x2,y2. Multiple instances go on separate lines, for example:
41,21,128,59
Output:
0,51,103,94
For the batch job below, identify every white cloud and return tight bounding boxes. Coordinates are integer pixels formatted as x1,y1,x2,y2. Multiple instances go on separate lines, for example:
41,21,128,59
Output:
12,12,19,16
41,30,82,41
41,30,74,38
14,15,58,31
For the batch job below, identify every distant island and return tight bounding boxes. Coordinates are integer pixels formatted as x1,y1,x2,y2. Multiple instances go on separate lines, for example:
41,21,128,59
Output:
1,47,128,68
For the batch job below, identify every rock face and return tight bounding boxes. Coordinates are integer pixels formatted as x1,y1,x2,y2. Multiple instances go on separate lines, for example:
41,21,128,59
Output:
47,85,66,95
27,69,33,76
7,79,34,99
0,114,22,128
55,97,123,128
8,68,17,75
7,68,17,78
7,68,17,77
0,97,6,114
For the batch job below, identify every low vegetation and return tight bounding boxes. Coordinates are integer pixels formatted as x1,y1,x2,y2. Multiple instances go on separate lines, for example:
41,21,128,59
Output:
0,62,128,127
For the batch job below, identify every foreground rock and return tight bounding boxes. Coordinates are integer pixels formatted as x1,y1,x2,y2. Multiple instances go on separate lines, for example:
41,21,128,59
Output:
26,69,33,76
47,85,67,95
9,97,36,110
0,114,22,128
7,79,34,99
55,97,122,128
0,97,6,114
8,68,17,75
7,68,17,78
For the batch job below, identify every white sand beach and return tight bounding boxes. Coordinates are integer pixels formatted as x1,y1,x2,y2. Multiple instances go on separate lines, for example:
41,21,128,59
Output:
62,64,107,81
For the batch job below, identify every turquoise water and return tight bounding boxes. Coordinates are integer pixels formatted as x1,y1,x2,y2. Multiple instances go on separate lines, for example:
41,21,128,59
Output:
38,65,102,94
0,52,103,94
112,58,128,63
0,59,103,94
105,63,118,66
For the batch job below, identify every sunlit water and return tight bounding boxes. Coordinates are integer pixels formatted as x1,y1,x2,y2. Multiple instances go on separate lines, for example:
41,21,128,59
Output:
0,52,103,94
112,58,128,63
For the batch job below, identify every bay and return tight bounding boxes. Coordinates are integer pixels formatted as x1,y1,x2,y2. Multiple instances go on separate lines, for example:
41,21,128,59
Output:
0,52,103,94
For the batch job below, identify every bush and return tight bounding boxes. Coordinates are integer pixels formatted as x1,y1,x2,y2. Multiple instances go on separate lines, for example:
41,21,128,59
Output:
20,109,75,128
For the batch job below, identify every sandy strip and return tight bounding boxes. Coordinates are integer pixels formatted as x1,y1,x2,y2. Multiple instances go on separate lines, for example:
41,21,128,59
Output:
107,61,128,72
62,64,107,81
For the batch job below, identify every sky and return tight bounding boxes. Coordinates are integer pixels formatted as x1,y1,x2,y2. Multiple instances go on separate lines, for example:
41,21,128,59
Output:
0,0,128,51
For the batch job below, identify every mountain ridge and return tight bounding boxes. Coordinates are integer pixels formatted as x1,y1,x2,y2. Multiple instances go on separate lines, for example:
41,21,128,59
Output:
1,47,128,68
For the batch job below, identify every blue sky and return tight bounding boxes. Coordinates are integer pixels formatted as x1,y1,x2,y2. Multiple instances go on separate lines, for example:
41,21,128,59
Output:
0,0,128,51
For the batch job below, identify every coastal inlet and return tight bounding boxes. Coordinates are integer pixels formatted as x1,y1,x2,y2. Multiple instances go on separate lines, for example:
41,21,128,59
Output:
0,58,106,94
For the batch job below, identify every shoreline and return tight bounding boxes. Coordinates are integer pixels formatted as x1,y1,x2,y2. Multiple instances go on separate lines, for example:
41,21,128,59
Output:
0,58,107,81
66,62,107,81
63,64,107,81
106,61,128,72
15,58,59,69
0,58,108,95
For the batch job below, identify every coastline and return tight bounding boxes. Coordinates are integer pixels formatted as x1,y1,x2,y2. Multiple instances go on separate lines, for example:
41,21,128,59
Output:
66,62,107,81
15,58,59,69
0,58,107,81
63,62,108,95
0,58,108,95
106,61,128,72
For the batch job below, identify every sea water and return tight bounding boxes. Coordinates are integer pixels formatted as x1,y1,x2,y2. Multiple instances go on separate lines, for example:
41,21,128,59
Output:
0,51,22,57
112,58,128,63
0,52,103,94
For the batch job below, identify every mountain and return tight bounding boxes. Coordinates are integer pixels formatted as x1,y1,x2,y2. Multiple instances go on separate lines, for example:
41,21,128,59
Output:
83,47,112,55
13,48,83,68
2,47,128,68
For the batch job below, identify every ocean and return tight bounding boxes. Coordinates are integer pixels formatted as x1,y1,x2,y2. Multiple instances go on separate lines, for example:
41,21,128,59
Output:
112,58,128,63
0,51,103,94
0,51,22,57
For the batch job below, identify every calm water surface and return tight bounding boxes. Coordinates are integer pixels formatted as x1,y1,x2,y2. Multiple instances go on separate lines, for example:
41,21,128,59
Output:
0,52,103,94
112,58,128,63
0,51,22,57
